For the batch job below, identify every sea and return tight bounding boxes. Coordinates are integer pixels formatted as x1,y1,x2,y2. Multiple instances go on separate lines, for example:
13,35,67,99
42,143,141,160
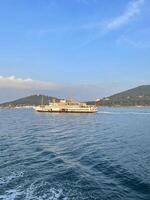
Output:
0,107,150,200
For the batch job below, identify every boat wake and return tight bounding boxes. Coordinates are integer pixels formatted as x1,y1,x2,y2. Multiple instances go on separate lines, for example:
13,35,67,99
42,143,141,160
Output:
0,171,68,200
0,186,67,200
98,111,150,115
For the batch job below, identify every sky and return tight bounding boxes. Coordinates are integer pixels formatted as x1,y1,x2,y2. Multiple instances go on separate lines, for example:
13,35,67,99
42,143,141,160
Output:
0,0,150,102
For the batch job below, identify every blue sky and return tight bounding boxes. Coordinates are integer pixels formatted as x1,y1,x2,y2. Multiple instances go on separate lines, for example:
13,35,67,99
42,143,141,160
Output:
0,0,150,101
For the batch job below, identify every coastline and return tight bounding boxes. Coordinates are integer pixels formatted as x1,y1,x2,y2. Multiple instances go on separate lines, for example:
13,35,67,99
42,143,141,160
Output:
1,105,150,109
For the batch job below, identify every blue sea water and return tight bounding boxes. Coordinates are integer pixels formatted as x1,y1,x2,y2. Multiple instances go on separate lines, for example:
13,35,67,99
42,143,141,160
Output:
0,107,150,200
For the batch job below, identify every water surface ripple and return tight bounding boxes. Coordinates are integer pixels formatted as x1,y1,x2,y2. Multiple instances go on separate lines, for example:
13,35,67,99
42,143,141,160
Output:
0,107,150,200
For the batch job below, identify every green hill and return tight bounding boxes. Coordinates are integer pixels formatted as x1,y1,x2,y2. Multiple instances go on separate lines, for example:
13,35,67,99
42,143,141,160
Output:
1,85,150,108
0,95,59,108
98,85,150,106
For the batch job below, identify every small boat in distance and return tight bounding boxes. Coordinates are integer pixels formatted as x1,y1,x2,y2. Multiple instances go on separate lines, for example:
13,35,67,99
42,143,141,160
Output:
34,99,97,113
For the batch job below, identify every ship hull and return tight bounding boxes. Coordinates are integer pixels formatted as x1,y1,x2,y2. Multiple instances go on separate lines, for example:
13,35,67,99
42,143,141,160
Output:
36,110,97,113
35,108,97,113
34,107,97,113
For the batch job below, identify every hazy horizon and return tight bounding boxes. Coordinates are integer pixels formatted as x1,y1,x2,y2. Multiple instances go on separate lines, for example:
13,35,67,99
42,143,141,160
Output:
0,80,149,104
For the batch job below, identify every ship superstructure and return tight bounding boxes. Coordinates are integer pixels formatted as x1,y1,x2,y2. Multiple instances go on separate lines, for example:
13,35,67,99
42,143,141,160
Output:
34,99,97,113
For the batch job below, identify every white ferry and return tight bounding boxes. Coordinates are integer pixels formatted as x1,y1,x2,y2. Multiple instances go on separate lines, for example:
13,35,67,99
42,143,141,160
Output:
34,99,97,113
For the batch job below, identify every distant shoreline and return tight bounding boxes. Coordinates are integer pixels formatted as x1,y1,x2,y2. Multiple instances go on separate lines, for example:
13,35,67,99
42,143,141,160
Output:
1,105,150,109
1,85,150,108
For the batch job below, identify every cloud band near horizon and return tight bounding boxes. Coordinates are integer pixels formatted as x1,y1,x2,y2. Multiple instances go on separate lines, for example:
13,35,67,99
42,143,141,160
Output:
0,76,61,90
0,75,149,103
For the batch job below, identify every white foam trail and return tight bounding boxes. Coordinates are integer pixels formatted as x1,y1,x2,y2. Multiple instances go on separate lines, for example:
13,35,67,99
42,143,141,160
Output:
98,111,119,114
25,182,68,200
25,183,35,200
0,172,24,186
49,188,67,200
1,184,68,200
0,172,25,199
0,189,23,200
98,111,150,115
98,111,125,115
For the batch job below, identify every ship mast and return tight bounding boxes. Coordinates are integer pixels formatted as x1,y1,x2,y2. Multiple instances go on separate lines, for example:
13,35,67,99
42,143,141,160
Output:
41,95,44,105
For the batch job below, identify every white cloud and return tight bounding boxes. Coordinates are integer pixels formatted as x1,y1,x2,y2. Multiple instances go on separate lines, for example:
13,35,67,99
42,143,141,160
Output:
117,35,150,48
0,76,60,90
66,0,145,49
107,0,144,30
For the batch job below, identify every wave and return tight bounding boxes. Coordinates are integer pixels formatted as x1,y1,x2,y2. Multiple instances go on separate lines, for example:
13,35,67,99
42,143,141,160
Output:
0,186,68,200
0,171,68,200
25,183,68,200
0,171,24,186
0,189,23,200
92,161,150,195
